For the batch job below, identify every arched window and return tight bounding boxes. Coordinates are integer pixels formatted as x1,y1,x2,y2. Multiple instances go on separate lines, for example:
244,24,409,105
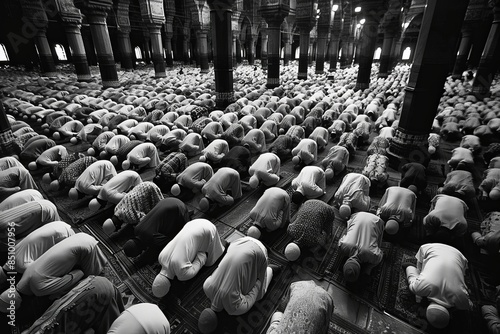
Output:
0,44,9,61
373,47,382,60
294,47,300,59
135,46,143,60
338,48,342,59
54,44,67,61
402,47,411,60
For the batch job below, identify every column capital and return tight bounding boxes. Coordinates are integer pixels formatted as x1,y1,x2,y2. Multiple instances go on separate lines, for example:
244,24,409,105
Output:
74,0,112,14
138,0,165,26
259,2,290,27
20,0,48,27
56,0,84,25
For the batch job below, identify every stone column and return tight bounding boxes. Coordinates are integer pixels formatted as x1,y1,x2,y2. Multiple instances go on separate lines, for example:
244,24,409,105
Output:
260,2,290,88
148,25,166,77
64,22,93,80
315,31,329,74
196,28,210,72
378,29,395,78
308,38,315,64
247,34,257,65
183,30,190,64
389,33,402,70
164,17,174,67
297,26,311,78
236,38,242,63
81,26,98,66
261,29,269,69
20,0,57,76
232,33,238,66
328,36,340,71
388,0,470,165
116,0,134,70
451,24,475,79
472,1,500,99
355,1,388,90
283,33,292,65
74,0,119,87
207,0,236,109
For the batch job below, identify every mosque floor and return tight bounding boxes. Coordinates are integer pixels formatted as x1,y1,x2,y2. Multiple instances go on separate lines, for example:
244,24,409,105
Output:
2,63,499,334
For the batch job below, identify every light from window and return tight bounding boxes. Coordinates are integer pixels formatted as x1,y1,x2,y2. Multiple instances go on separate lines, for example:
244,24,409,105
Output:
0,44,9,61
54,44,67,60
402,47,411,60
135,46,143,60
373,47,381,60
294,47,300,59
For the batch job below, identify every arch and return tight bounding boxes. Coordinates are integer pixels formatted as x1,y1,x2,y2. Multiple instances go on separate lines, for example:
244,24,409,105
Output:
0,43,9,61
135,46,143,59
54,44,67,61
373,47,382,60
402,46,412,60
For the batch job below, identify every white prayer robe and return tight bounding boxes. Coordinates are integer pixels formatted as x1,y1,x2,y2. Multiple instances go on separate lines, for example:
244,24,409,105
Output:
97,170,142,204
16,233,107,297
423,194,468,237
377,186,417,228
107,303,170,334
36,145,68,167
242,129,267,153
176,162,213,192
321,145,349,174
291,166,326,199
309,127,329,150
4,221,74,274
75,160,117,196
203,237,269,315
248,153,281,187
291,138,318,165
406,243,471,310
333,173,371,212
179,133,205,157
201,167,242,206
158,219,225,281
249,187,290,231
126,143,161,168
0,189,43,212
105,135,131,155
338,212,384,270
201,139,229,163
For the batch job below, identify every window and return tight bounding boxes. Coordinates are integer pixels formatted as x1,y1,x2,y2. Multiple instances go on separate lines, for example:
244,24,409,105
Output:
402,47,411,60
0,44,9,61
135,46,143,60
54,44,67,61
373,47,381,60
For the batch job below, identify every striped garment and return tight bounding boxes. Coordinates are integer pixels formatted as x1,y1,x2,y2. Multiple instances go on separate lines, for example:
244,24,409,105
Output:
155,152,188,178
191,116,211,133
52,152,84,179
143,109,164,124
58,156,97,187
113,182,164,225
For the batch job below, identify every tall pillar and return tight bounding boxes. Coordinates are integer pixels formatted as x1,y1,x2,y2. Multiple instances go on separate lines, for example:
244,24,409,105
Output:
388,0,470,164
247,34,257,65
379,30,395,78
138,0,166,77
116,0,134,70
260,2,290,88
472,1,500,99
452,24,475,79
283,33,292,65
261,29,269,69
316,32,329,74
389,34,403,70
164,16,174,67
117,29,134,70
81,26,98,66
296,0,317,79
207,0,236,109
232,34,238,66
20,0,57,76
236,38,242,63
64,22,93,80
197,29,210,72
355,1,387,91
74,0,119,88
308,38,315,64
183,30,190,64
148,25,166,77
328,37,340,71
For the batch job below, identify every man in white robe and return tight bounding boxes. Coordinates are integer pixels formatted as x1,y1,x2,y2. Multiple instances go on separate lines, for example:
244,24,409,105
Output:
290,166,326,205
200,139,229,164
333,173,371,219
152,219,225,297
122,142,161,170
338,212,384,282
70,160,117,200
321,145,350,181
291,138,318,167
199,167,242,212
404,243,472,329
88,170,142,211
423,194,468,244
108,303,170,334
0,189,43,212
242,129,267,154
248,153,281,188
377,186,417,234
0,233,107,310
247,187,291,239
171,162,213,198
0,221,74,284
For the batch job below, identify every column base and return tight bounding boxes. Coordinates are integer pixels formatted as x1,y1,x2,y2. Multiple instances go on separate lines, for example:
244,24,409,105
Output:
200,68,209,73
77,74,93,82
388,130,431,169
355,82,369,91
215,91,235,109
155,72,166,78
102,80,121,88
315,70,324,74
378,73,389,78
298,73,307,79
267,77,280,88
